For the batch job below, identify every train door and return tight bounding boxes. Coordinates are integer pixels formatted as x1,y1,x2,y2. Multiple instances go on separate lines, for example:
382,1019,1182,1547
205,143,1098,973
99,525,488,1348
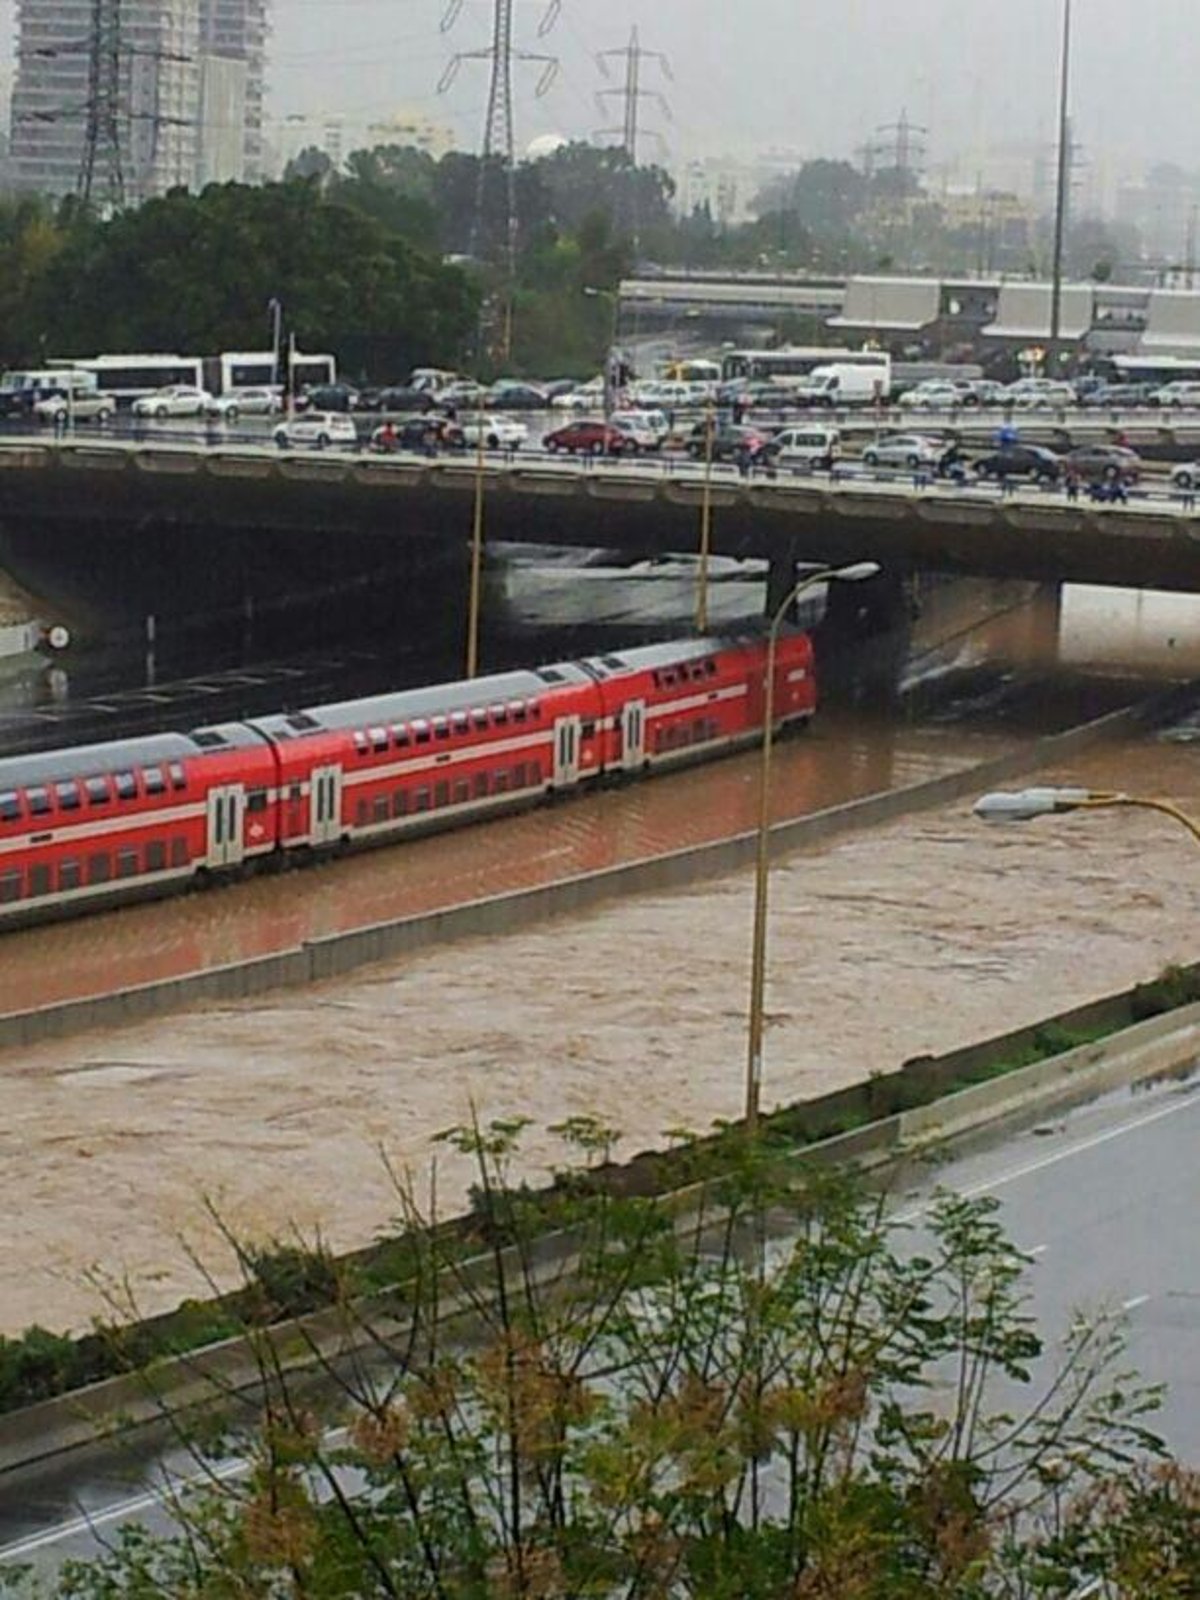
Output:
310,764,343,845
553,716,581,787
206,785,245,869
620,699,645,772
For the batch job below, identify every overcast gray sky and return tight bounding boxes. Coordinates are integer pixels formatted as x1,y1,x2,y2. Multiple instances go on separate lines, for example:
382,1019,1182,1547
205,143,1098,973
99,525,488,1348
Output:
1,0,1193,181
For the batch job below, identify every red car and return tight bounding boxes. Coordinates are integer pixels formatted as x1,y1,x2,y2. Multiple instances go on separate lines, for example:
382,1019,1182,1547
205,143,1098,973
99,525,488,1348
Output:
542,419,636,456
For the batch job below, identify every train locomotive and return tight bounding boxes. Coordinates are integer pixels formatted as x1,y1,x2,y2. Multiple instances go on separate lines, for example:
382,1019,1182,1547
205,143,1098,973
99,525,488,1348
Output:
0,629,816,930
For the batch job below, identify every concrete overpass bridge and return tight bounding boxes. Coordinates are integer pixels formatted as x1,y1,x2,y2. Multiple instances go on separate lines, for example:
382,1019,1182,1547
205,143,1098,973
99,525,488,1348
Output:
0,440,1197,644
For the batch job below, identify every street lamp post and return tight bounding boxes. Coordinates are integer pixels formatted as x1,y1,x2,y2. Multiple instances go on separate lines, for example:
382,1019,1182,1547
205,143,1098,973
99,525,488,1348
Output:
583,286,620,418
268,297,283,391
465,400,487,679
695,400,715,634
974,785,1200,848
745,561,881,1132
1047,0,1073,374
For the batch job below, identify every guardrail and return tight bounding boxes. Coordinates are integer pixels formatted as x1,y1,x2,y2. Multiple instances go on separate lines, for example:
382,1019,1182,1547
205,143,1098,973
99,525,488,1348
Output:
3,433,1197,515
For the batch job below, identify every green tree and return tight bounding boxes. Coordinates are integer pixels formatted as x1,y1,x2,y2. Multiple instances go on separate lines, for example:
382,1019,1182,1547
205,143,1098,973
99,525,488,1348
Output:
19,1122,1180,1600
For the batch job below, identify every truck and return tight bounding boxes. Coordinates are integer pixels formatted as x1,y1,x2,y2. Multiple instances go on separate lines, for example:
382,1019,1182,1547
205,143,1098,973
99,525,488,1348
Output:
793,360,891,408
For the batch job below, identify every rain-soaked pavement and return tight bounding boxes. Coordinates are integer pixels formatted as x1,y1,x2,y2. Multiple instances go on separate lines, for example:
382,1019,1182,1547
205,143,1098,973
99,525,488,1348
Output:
3,579,1200,1334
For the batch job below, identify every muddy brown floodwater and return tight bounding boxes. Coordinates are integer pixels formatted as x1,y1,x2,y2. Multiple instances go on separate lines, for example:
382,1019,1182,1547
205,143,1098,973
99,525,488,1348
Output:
3,725,1200,1337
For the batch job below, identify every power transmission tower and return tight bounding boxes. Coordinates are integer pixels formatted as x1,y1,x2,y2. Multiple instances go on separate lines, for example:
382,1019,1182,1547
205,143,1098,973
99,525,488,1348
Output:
595,26,671,169
439,0,560,358
864,108,927,181
79,0,125,206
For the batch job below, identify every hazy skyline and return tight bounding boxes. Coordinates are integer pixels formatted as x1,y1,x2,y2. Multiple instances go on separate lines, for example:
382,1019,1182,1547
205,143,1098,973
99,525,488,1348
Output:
1,0,1194,186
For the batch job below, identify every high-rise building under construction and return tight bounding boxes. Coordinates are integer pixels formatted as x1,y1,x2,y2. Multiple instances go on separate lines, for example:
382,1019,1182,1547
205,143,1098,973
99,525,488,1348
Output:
8,0,268,200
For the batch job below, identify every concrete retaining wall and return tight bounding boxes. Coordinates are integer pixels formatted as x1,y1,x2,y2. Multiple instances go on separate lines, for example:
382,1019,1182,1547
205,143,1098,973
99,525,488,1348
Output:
0,691,1182,1049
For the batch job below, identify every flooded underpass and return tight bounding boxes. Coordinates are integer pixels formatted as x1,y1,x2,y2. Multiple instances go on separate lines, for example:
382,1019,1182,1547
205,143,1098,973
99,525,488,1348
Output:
3,573,1200,1334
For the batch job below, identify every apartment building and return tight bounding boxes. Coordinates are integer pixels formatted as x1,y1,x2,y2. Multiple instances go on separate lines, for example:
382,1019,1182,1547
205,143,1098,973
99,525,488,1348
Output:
8,0,268,199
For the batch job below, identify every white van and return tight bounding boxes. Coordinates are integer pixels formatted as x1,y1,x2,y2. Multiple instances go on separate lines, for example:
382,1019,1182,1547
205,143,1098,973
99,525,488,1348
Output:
769,424,841,469
0,367,97,418
795,363,891,407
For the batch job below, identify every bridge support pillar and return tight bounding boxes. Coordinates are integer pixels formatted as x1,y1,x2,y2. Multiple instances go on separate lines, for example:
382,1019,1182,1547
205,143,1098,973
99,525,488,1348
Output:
765,544,803,620
814,564,911,705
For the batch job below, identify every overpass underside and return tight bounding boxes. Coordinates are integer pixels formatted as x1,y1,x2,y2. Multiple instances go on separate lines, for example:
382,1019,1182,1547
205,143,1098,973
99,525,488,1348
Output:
0,445,1197,636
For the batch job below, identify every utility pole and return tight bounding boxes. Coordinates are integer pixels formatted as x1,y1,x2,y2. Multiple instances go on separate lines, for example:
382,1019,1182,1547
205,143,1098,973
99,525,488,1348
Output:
440,0,559,361
595,27,671,246
1048,0,1073,372
596,26,671,168
79,0,125,207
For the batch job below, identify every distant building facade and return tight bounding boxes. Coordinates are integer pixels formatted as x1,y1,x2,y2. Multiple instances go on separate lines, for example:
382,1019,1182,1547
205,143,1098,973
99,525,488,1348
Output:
8,0,268,200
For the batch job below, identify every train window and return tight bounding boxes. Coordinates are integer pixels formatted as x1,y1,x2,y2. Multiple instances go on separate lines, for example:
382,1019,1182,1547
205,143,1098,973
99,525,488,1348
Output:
414,787,430,812
86,776,110,806
392,725,410,748
373,796,389,824
247,789,268,813
168,763,188,791
512,763,526,788
489,705,508,725
192,730,226,749
0,869,21,903
494,770,509,794
88,852,111,885
29,863,51,897
170,837,188,868
145,841,166,873
356,799,369,827
289,783,302,802
705,659,717,677
537,667,565,684
55,781,81,810
434,780,449,808
474,773,489,799
59,860,81,892
114,772,137,800
26,787,50,815
453,779,469,804
413,721,431,745
432,718,450,741
530,761,542,785
528,701,541,718
0,792,20,822
353,731,370,756
472,709,488,730
581,721,595,740
143,766,166,796
392,790,408,818
370,727,389,753
116,849,139,879
512,703,527,723
286,712,319,732
451,712,469,735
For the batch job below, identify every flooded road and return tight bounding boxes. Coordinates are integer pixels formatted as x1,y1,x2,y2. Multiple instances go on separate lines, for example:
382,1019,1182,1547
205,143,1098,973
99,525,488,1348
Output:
3,722,1199,1337
2,574,1200,1335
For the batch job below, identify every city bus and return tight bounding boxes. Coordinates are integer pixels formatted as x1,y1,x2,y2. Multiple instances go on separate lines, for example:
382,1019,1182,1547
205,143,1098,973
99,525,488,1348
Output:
51,353,206,404
720,345,890,386
213,350,337,394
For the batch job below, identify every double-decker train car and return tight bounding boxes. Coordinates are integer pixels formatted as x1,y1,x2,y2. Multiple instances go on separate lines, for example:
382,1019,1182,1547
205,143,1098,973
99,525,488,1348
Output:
0,630,815,930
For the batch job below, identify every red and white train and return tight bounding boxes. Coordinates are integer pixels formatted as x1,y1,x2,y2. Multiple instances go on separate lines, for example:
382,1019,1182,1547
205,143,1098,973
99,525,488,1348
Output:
0,630,816,929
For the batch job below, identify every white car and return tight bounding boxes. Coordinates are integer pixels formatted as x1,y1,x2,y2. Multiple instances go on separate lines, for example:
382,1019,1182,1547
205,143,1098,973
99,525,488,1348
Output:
132,384,212,418
33,391,115,424
273,411,359,450
1169,461,1200,490
610,408,670,450
898,382,964,411
551,381,605,410
1152,381,1200,409
457,413,528,450
1005,379,1075,410
207,386,281,419
861,434,946,470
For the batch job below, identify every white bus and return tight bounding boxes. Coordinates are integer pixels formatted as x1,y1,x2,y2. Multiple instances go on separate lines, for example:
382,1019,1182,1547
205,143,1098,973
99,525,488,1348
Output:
50,353,205,404
215,350,337,395
721,346,890,386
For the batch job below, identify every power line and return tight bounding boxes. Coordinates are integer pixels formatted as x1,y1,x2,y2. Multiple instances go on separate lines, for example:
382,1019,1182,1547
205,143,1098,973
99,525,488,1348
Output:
595,25,671,169
79,0,125,206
